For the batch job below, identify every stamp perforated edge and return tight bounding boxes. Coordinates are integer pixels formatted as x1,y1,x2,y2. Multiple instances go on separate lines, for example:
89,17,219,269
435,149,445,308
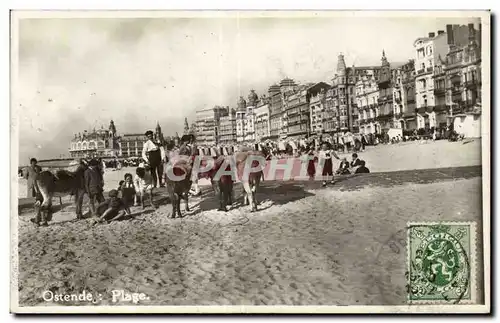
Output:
406,221,477,305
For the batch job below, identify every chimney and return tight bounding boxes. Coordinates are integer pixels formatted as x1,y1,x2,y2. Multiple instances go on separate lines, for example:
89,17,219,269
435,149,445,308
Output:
468,23,476,41
438,30,445,35
428,32,435,38
446,24,454,45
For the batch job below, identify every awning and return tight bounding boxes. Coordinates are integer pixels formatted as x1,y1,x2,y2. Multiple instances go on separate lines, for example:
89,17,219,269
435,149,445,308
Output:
278,142,286,151
288,141,297,150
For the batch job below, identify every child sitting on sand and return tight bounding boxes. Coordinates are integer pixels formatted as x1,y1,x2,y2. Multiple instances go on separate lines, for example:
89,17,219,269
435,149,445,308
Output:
354,160,370,174
134,165,156,209
336,158,351,175
94,189,131,224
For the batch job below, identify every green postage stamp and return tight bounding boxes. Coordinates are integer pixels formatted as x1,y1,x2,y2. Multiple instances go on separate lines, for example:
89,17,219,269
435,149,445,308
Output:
407,222,477,304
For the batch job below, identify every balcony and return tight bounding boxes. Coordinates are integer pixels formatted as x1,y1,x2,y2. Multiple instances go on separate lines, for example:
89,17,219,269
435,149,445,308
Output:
376,111,394,120
434,104,448,112
434,88,446,96
426,67,433,73
417,69,425,75
464,79,480,88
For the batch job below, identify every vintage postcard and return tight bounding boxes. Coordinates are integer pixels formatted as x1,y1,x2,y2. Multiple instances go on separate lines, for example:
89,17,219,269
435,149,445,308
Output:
10,10,490,314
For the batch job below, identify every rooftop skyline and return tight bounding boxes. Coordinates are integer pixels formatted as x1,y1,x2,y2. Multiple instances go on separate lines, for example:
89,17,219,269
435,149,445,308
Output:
14,13,481,161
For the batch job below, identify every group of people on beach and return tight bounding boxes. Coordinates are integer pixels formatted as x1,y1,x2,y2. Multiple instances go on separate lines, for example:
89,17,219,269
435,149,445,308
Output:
23,129,373,226
85,131,198,224
306,142,370,187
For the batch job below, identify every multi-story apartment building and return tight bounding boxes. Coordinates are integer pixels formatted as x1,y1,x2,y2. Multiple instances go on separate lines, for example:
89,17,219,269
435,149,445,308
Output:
306,82,330,136
413,29,449,129
356,75,380,135
235,97,247,143
218,107,236,145
254,97,271,141
330,54,358,137
195,107,216,146
444,23,482,138
392,59,418,131
278,78,297,140
119,133,145,158
244,90,258,143
445,23,482,117
195,106,228,146
283,83,313,140
268,83,283,140
376,51,397,133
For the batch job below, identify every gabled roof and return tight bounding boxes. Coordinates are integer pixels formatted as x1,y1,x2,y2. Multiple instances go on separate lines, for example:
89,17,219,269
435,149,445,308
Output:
306,81,331,93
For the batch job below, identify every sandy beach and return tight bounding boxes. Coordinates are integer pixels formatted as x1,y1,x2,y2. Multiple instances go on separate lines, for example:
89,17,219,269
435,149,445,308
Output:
15,140,484,306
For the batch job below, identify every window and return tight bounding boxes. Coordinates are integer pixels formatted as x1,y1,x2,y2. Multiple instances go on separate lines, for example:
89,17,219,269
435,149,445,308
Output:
417,48,425,59
426,45,433,56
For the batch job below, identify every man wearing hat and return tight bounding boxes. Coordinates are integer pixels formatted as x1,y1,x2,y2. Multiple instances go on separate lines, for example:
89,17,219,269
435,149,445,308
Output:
142,130,166,188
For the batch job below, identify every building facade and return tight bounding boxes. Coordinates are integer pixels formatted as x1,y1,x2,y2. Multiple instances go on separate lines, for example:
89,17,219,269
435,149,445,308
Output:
356,75,380,135
235,97,247,143
195,106,229,146
244,90,258,143
195,107,217,147
413,29,449,130
376,51,397,133
330,54,358,138
284,84,312,140
254,99,271,142
120,133,145,158
69,120,120,158
445,23,482,119
306,82,330,136
393,59,418,131
268,84,282,140
218,108,237,145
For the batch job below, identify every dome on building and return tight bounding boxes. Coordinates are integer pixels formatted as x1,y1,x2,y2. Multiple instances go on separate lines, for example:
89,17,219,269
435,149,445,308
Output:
237,96,247,111
336,53,347,76
268,84,281,94
381,50,390,67
279,78,296,88
247,90,259,107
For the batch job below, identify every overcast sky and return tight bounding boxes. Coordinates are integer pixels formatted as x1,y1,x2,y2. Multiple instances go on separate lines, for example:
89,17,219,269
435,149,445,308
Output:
14,14,480,162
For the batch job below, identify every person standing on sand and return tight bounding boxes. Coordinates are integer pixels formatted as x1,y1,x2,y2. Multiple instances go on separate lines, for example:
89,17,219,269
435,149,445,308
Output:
30,190,51,227
179,134,200,196
306,144,317,181
318,142,340,187
84,159,105,217
24,158,42,198
142,130,166,188
134,164,157,209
